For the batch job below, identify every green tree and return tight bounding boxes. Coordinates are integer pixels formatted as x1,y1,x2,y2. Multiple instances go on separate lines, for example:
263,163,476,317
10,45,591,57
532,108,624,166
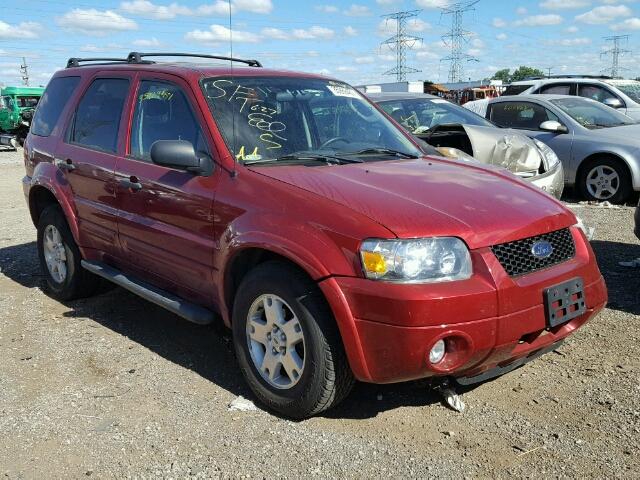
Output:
492,68,512,82
511,66,545,82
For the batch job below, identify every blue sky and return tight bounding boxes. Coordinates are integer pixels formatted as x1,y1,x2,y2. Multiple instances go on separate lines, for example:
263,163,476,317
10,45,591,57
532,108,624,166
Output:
1,0,640,87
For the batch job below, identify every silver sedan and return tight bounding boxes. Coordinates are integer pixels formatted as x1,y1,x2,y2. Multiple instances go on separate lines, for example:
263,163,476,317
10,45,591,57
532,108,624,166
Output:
480,94,640,204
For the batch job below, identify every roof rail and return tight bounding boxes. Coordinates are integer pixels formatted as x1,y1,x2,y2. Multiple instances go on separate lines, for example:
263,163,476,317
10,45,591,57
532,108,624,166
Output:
522,74,614,81
127,52,262,67
66,57,130,68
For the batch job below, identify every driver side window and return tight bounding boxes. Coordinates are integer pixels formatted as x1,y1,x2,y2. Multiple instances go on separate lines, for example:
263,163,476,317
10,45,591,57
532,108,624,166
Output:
130,80,208,162
489,102,559,130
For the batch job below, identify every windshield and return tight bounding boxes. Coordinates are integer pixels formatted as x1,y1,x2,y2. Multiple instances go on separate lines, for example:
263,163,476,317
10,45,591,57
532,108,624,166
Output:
201,76,422,165
550,97,636,129
16,96,40,108
610,81,640,104
377,97,494,133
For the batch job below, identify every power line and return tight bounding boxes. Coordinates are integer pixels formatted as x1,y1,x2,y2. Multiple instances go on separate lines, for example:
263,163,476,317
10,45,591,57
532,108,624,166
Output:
439,1,479,83
601,35,631,78
380,10,423,82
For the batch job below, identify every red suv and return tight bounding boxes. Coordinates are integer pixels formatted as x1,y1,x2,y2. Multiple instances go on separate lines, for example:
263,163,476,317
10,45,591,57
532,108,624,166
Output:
22,53,607,418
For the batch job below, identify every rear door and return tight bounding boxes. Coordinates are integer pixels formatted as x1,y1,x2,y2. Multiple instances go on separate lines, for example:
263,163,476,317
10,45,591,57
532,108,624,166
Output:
114,73,218,306
54,74,131,259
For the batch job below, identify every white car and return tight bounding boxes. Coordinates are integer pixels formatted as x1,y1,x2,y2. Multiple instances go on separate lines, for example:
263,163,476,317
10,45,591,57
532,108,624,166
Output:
503,76,640,121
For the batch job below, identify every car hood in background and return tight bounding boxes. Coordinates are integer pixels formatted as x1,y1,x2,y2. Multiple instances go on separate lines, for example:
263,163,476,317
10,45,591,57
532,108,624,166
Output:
460,125,542,174
251,158,575,249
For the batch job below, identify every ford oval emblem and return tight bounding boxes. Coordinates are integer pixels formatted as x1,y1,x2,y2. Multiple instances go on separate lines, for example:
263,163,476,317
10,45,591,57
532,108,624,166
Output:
531,240,554,259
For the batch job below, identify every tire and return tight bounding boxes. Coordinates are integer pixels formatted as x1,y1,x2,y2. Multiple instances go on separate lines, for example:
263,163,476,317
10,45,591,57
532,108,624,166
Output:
577,157,632,204
232,261,354,419
37,204,100,301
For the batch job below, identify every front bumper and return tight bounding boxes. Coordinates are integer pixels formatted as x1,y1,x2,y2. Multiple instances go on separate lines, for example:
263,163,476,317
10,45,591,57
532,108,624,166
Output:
528,161,564,200
319,227,607,384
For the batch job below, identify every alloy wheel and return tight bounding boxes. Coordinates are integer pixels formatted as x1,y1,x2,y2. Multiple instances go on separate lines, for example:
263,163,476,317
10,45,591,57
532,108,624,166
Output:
585,165,620,201
42,224,68,284
246,294,305,389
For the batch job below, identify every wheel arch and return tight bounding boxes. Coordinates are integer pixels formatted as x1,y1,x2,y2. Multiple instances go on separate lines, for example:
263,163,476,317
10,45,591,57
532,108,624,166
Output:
577,151,636,191
28,182,80,243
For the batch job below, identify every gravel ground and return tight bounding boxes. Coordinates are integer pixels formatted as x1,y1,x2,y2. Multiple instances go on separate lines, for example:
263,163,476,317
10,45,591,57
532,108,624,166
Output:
1,146,639,479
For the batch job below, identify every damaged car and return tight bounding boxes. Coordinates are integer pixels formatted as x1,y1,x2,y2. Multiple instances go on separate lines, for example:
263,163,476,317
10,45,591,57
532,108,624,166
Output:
370,92,564,199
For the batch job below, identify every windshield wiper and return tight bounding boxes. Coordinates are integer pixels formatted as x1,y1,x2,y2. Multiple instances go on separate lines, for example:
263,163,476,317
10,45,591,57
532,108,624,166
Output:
342,148,419,159
244,152,363,166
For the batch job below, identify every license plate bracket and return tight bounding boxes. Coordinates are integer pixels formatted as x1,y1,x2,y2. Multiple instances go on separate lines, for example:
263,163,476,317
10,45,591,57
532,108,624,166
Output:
544,277,586,328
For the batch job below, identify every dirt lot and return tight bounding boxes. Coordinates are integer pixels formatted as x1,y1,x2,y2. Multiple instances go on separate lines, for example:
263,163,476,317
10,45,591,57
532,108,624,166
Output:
1,147,639,479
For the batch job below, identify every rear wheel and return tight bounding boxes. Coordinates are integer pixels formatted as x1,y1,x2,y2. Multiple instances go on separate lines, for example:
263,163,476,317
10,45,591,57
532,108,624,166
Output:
37,205,100,301
578,157,631,204
232,261,354,419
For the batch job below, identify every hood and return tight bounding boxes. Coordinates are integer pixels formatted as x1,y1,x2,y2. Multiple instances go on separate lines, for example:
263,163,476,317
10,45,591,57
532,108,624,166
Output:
250,158,575,249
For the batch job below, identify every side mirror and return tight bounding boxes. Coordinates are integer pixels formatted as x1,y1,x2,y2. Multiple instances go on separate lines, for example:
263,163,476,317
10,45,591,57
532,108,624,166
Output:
150,140,212,176
603,97,623,109
539,120,568,134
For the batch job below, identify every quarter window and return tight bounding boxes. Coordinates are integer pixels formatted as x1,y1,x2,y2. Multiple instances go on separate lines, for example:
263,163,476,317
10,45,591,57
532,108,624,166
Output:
32,76,80,137
68,78,130,153
489,102,559,130
130,80,207,161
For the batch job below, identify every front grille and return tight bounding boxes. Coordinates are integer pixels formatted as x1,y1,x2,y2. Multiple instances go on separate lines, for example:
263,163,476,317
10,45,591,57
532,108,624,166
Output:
491,228,575,277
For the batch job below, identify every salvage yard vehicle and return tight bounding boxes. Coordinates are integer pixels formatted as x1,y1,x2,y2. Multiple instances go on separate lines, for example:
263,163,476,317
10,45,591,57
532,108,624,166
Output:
0,86,44,148
635,197,640,241
482,94,640,204
503,76,640,121
369,92,564,198
22,52,607,419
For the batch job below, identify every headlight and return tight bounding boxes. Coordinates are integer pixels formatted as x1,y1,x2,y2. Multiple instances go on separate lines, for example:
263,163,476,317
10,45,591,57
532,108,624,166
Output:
436,146,478,163
533,139,560,171
360,237,472,283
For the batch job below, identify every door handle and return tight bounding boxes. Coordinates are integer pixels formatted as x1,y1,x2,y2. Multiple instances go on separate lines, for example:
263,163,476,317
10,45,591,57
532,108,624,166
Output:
119,176,143,192
57,158,76,172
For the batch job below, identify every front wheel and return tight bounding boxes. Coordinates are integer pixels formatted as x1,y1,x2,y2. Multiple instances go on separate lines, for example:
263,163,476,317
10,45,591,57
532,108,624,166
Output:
232,261,354,419
577,158,631,204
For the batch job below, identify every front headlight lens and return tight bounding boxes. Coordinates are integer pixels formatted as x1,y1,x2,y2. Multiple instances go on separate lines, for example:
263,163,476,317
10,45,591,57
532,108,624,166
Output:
533,139,560,171
360,237,472,283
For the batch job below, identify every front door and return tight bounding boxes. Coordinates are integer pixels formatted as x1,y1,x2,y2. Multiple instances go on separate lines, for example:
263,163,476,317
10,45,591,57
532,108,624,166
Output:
54,75,131,259
115,75,218,306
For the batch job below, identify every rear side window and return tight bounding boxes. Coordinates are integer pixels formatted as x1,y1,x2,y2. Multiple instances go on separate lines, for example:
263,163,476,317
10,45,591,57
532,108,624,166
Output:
502,84,533,96
68,78,130,153
538,83,572,95
31,76,80,137
130,80,207,161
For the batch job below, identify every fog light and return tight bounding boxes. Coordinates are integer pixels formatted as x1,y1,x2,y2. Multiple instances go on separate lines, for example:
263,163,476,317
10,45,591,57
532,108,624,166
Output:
429,339,446,364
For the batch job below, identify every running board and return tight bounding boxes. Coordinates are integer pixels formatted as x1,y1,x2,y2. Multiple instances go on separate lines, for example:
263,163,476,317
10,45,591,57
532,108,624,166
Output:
81,260,215,325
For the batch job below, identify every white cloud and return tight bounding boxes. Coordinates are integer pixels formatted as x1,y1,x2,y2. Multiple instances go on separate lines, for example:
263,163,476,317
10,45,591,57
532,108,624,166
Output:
233,0,272,14
57,9,137,35
565,25,579,32
185,24,260,44
492,17,507,27
337,65,357,72
408,18,431,32
575,5,631,24
415,0,450,8
344,26,358,36
496,33,508,40
516,7,528,14
355,56,375,64
540,0,590,9
611,17,640,30
133,37,163,47
261,27,289,40
0,21,40,39
376,0,399,4
514,14,563,26
291,26,335,40
315,4,338,12
120,0,191,19
195,1,233,16
343,4,371,16
552,36,591,46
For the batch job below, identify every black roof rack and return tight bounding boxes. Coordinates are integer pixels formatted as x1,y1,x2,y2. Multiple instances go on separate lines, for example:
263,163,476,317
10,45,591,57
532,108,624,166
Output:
126,52,262,67
522,74,614,81
66,57,131,68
